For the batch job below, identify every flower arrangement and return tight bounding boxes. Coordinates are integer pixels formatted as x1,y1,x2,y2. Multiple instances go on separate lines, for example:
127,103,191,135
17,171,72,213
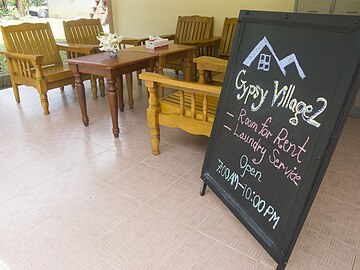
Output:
97,32,124,53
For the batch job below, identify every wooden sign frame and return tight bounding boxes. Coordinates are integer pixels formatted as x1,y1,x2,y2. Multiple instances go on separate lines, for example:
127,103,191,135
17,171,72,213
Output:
201,10,360,269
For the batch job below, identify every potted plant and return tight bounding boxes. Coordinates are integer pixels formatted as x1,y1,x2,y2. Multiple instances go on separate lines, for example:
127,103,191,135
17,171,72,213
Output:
97,32,124,58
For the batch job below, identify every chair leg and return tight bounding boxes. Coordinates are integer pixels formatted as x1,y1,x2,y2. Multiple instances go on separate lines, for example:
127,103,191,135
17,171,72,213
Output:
137,70,142,86
116,76,124,112
60,86,64,92
11,82,20,103
99,76,105,97
147,83,160,155
150,127,160,155
90,75,98,99
39,92,50,115
175,70,179,75
125,73,133,109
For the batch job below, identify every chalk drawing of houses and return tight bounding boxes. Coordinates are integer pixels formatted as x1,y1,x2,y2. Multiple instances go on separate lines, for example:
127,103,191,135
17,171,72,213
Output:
243,36,306,79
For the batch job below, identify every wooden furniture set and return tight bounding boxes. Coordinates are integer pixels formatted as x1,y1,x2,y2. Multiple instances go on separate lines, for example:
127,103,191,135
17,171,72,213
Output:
1,16,238,155
137,17,238,155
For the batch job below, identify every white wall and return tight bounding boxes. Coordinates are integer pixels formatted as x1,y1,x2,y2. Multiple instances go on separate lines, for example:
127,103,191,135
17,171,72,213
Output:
111,0,296,37
48,0,95,19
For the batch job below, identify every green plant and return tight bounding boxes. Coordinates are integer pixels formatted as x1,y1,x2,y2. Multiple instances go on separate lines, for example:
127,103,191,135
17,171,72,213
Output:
0,44,8,75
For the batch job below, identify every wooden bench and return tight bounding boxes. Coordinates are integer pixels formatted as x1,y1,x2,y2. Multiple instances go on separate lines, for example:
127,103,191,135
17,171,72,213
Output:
139,72,221,155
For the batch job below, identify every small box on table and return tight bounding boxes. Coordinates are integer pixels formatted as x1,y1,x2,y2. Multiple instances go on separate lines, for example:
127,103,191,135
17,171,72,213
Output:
145,38,169,49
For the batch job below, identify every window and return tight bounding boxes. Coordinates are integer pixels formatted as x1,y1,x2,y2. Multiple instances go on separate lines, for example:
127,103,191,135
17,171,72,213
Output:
258,53,271,71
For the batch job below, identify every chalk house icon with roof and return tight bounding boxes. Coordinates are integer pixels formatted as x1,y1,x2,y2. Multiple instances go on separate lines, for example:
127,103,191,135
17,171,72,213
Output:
243,36,306,80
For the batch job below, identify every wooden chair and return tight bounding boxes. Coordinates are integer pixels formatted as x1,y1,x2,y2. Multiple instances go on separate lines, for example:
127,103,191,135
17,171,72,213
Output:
63,18,146,106
0,22,96,115
163,15,221,77
139,72,221,155
63,18,106,99
194,17,237,84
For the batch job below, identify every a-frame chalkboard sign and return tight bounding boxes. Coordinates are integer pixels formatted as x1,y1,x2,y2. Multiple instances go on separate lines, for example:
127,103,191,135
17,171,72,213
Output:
201,10,360,270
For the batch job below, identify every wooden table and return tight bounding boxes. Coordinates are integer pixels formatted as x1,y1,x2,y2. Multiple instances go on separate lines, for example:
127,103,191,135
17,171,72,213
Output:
124,44,195,95
67,51,157,138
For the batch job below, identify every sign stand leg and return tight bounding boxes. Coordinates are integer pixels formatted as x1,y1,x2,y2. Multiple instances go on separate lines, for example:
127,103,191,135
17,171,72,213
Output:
200,182,207,196
276,262,286,270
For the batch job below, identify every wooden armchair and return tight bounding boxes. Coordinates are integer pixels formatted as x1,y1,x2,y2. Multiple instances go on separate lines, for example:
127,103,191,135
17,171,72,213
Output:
163,15,221,77
63,18,106,99
0,22,96,115
194,17,237,84
139,72,221,155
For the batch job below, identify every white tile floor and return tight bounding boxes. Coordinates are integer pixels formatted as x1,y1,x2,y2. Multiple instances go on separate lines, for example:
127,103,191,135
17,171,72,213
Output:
0,76,359,270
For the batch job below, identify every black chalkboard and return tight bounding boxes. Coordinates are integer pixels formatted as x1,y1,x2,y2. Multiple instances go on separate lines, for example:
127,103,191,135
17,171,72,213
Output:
201,10,360,270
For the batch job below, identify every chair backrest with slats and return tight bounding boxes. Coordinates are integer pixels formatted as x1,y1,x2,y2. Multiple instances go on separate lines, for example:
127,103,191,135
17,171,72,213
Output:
174,15,214,44
1,22,62,67
63,18,103,45
218,17,237,59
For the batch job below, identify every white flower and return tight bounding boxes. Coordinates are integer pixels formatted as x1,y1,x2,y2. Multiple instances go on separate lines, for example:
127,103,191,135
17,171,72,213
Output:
97,32,124,53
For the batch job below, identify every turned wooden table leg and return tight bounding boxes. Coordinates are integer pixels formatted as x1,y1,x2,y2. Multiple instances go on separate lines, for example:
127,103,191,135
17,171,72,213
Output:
107,78,120,138
137,70,142,86
183,57,193,81
154,64,165,98
74,72,89,126
125,72,134,109
99,76,105,97
116,76,124,112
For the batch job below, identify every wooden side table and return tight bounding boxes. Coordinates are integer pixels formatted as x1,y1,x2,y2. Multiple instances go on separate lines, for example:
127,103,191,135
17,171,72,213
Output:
124,44,195,96
68,51,156,138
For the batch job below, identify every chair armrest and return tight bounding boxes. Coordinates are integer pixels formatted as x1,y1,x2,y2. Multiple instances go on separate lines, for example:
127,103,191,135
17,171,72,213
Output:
180,37,221,57
0,50,44,79
181,36,221,49
120,37,148,46
56,42,99,55
139,72,221,97
159,34,175,41
0,50,42,63
194,56,228,73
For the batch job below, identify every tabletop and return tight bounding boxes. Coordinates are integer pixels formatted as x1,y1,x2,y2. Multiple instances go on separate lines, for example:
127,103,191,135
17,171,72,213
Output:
67,50,158,69
123,44,195,56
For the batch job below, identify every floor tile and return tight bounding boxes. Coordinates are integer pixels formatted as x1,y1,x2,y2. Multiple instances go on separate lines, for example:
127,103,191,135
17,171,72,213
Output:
107,162,179,202
147,180,220,229
74,149,138,183
0,193,54,246
0,175,24,205
111,129,163,162
143,144,205,178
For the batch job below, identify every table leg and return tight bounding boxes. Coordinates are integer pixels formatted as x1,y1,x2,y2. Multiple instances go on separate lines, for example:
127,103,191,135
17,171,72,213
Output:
116,76,124,112
125,72,134,109
107,78,119,138
74,72,89,126
154,64,165,98
183,57,193,81
137,70,142,86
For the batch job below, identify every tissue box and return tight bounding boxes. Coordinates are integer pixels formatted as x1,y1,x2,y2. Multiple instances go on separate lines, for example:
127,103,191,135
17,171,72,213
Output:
145,38,169,49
